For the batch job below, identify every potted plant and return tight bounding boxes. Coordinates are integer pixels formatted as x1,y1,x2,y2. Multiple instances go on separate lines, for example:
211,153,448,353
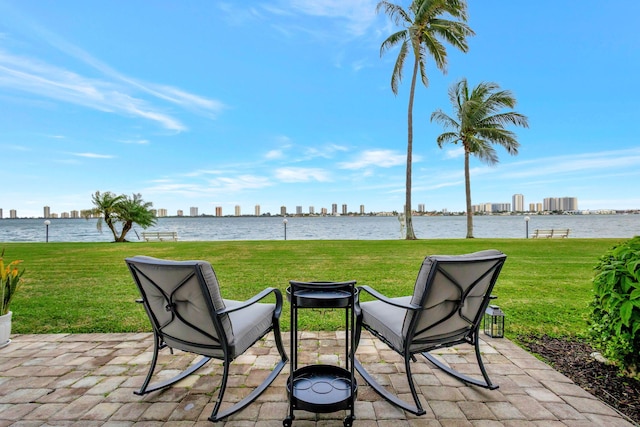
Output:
0,250,24,348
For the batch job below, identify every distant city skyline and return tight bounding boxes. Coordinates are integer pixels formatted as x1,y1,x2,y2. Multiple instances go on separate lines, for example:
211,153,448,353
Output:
0,194,605,219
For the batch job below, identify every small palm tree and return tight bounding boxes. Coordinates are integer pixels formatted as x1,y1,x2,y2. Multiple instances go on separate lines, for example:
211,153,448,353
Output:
377,0,474,239
90,191,125,240
89,191,156,242
117,193,156,242
431,78,529,238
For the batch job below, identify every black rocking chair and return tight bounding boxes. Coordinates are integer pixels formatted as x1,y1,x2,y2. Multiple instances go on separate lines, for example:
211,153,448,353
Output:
125,256,288,422
355,249,507,415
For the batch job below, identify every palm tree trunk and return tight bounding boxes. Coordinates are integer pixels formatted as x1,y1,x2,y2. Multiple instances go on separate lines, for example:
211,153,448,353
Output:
404,58,419,240
118,221,133,242
464,149,474,238
105,217,120,242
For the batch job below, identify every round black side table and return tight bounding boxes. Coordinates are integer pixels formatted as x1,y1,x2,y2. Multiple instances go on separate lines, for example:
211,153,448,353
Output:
283,280,357,427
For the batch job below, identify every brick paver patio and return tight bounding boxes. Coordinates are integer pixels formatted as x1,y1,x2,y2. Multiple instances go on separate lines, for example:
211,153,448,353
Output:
0,331,636,426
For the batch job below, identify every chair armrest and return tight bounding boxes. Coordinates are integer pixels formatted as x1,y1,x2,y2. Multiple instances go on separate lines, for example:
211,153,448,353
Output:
358,285,420,311
218,287,283,317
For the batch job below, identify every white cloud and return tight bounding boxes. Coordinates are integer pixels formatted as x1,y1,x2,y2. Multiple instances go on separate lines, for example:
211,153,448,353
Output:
148,84,225,117
266,149,285,159
443,146,464,159
0,14,226,131
71,152,115,159
275,167,331,182
183,169,224,177
209,175,272,191
502,148,640,180
287,0,378,36
120,139,149,145
338,149,406,169
144,174,272,197
3,144,31,152
0,51,189,131
303,143,348,159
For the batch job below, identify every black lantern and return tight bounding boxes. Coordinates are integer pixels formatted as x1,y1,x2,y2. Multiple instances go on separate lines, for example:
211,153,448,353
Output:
483,305,505,338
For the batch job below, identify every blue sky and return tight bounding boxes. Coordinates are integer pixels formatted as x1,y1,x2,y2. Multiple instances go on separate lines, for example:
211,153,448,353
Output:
1,0,639,218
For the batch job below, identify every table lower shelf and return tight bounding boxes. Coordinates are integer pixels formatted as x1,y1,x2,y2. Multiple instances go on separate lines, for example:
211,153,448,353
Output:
287,365,357,413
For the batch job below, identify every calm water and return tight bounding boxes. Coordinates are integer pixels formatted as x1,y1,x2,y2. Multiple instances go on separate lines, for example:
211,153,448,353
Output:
0,214,638,243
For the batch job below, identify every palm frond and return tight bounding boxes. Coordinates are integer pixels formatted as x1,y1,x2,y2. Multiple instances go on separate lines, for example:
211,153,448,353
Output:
466,137,499,165
377,1,412,26
417,45,429,87
391,40,409,95
480,112,529,129
421,32,447,72
483,89,518,111
380,29,409,56
430,19,474,53
431,109,459,130
475,128,520,155
435,131,460,147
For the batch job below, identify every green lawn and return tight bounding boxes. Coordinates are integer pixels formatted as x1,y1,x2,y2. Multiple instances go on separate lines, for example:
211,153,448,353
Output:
3,238,625,339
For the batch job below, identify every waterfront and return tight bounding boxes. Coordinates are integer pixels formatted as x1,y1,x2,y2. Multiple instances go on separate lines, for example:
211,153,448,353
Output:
0,214,638,242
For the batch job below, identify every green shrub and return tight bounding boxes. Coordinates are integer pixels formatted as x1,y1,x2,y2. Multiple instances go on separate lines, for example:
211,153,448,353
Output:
589,236,640,378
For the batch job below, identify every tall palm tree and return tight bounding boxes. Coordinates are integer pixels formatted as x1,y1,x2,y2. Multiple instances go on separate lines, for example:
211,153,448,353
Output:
377,0,473,239
431,78,529,238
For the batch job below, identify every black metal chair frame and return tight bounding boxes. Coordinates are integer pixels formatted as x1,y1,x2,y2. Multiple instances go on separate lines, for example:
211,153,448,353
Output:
355,252,506,416
126,257,288,422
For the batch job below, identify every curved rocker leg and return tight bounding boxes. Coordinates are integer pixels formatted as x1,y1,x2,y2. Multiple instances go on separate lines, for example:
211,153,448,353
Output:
210,325,288,422
354,359,426,416
421,341,498,390
209,357,287,422
135,335,212,395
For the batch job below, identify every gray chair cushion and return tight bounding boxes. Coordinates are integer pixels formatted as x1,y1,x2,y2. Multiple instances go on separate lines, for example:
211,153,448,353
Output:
225,299,275,358
360,296,412,352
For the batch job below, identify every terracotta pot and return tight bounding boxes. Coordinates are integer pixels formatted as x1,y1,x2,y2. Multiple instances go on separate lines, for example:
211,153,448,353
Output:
0,311,12,348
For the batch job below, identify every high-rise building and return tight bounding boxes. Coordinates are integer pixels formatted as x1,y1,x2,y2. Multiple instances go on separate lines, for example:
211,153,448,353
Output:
491,203,511,212
296,206,302,215
190,207,198,217
0,208,3,219
543,197,578,212
157,209,167,217
280,206,287,216
528,203,536,212
255,205,261,216
512,194,524,212
44,206,51,218
234,205,241,216
417,204,425,213
342,204,347,215
321,207,328,215
177,210,184,216
10,209,17,218
216,206,223,217
309,206,315,215
561,197,578,211
331,203,338,215
360,205,365,215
